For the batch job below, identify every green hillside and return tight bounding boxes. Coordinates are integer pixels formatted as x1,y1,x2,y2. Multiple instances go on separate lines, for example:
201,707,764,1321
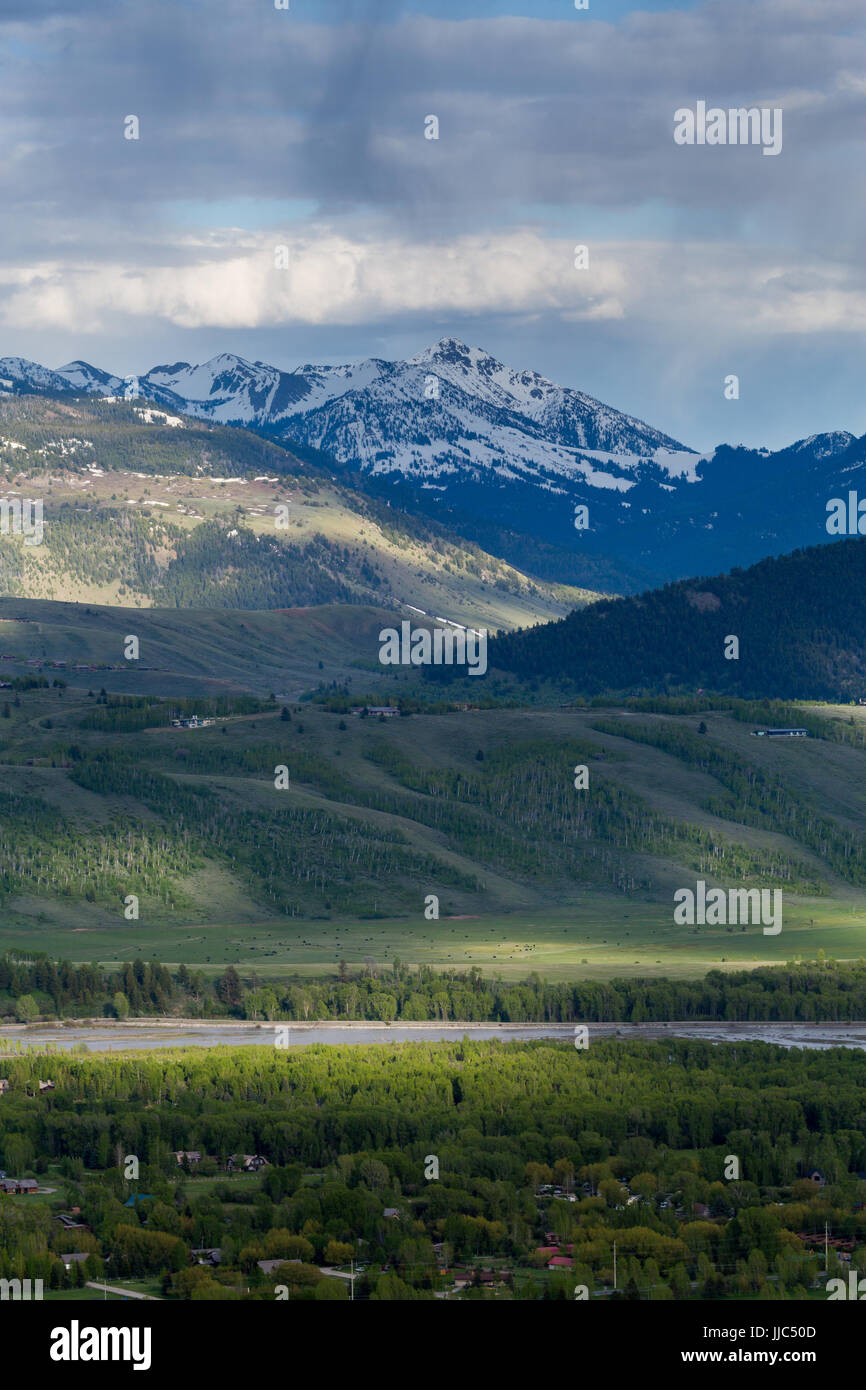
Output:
2,674,866,977
0,392,595,630
491,536,866,700
3,400,866,984
0,597,403,699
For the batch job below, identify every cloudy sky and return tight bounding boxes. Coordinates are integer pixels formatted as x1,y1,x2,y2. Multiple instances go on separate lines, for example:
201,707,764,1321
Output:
0,0,864,448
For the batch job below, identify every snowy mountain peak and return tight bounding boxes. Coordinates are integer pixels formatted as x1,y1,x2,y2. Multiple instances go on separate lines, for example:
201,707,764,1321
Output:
1,338,862,593
0,357,72,392
56,360,123,392
0,339,700,491
789,430,855,460
148,362,191,376
203,352,258,373
411,337,483,366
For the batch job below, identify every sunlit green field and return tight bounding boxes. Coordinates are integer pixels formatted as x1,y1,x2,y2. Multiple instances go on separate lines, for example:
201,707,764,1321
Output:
4,672,866,985
3,897,865,983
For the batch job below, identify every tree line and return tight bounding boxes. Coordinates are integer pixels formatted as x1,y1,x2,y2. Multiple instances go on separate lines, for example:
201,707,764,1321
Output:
490,536,866,701
5,953,866,1026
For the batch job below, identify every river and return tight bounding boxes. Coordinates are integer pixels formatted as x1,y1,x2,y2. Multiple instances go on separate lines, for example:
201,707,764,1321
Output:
2,1019,866,1052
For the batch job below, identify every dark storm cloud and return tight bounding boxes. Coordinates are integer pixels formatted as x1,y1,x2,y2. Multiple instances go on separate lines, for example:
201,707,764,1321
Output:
1,0,865,450
0,0,862,226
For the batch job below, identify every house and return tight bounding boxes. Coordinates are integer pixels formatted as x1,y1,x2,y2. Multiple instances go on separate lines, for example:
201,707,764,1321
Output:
0,1079,9,1094
191,1248,222,1267
806,1169,827,1188
56,1214,88,1231
547,1256,573,1269
751,728,808,739
383,1207,400,1220
2,1178,38,1195
172,1150,202,1166
797,1232,854,1252
61,1253,90,1270
38,1079,55,1092
356,706,399,718
226,1154,268,1173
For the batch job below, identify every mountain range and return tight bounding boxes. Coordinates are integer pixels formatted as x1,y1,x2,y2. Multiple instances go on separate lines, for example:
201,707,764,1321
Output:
0,338,862,591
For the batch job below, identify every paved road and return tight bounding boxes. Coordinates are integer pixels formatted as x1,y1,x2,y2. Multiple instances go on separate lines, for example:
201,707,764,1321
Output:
85,1282,161,1301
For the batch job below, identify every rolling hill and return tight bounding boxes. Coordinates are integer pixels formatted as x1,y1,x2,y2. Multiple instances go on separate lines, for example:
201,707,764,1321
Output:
490,535,866,701
0,598,404,699
1,675,866,978
0,392,593,629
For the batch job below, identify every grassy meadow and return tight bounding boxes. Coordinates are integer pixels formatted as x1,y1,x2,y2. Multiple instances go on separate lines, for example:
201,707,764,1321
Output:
2,670,866,984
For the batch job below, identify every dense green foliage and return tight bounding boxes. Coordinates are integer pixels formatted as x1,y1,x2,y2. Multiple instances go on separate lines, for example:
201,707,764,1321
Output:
79,693,270,733
592,718,866,886
0,786,199,912
0,394,308,479
240,959,866,1025
5,954,866,1026
155,521,382,609
0,1037,864,1300
358,737,819,894
491,536,866,700
0,686,830,920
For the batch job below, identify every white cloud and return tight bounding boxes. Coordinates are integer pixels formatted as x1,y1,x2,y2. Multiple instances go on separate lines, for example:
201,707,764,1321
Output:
3,230,866,341
0,230,625,330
